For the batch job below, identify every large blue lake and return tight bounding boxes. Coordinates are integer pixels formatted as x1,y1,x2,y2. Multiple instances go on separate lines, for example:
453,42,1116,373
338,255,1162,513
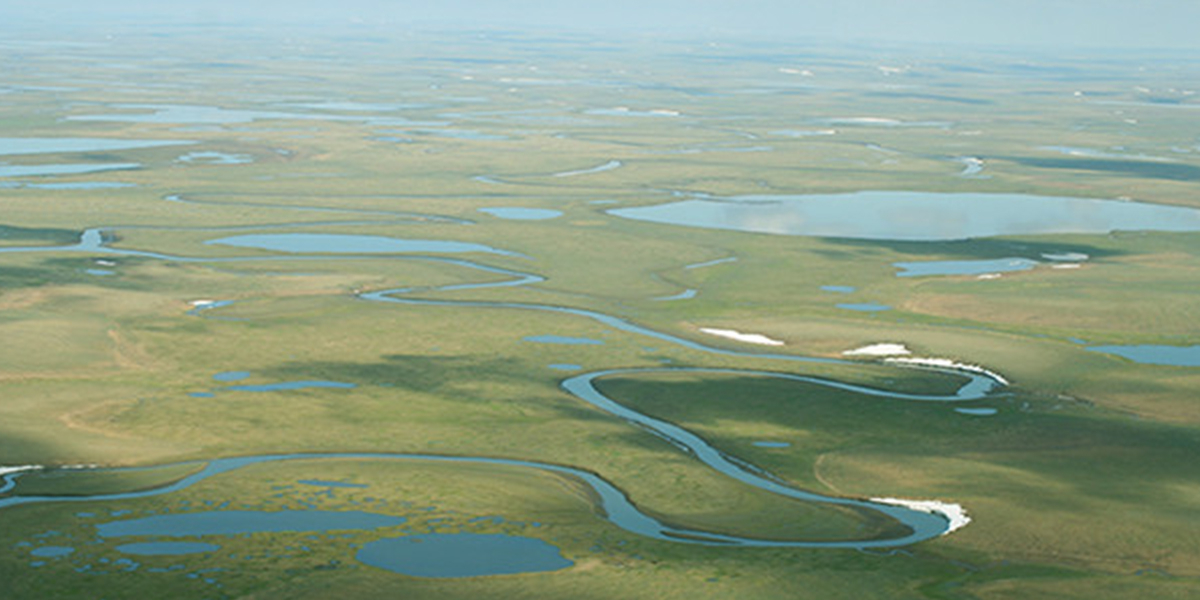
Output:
609,192,1200,241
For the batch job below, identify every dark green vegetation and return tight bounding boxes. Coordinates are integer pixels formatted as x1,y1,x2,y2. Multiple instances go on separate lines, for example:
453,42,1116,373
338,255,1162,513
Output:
1,21,1199,599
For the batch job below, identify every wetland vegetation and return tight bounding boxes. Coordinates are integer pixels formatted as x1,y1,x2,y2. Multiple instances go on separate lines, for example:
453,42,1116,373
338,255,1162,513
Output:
1,12,1199,600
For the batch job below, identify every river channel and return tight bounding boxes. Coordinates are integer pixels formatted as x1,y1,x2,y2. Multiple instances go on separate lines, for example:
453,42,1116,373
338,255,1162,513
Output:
0,208,1008,555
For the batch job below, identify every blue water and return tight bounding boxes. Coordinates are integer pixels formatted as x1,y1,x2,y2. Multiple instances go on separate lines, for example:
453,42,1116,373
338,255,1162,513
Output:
4,182,137,190
0,163,140,177
225,381,356,392
0,138,192,156
97,510,405,537
85,269,115,276
610,192,1200,241
212,371,251,382
30,546,74,558
837,303,891,312
478,207,563,220
684,256,737,270
751,441,791,448
187,300,234,317
116,542,221,556
298,479,369,489
0,234,1006,551
585,107,680,118
177,151,253,165
820,285,856,293
894,258,1038,277
408,129,509,141
67,104,313,125
207,234,516,256
954,407,999,416
552,160,622,177
1086,345,1200,366
654,289,697,301
548,364,583,371
523,335,604,346
356,534,573,578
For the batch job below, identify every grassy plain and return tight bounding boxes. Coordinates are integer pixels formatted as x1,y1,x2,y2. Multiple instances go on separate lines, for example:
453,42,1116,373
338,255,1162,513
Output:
0,21,1198,599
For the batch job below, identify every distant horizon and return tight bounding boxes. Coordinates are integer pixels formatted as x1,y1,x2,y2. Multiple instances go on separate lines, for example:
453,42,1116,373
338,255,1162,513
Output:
4,0,1200,53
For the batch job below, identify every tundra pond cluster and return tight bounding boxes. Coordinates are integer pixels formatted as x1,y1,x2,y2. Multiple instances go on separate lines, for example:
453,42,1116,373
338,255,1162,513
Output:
1,22,1199,600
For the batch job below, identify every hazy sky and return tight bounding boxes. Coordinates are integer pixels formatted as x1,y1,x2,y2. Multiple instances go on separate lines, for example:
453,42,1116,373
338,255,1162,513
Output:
6,0,1200,50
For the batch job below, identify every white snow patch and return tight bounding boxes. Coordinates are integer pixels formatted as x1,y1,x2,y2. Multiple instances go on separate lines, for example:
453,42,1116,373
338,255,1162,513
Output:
1051,263,1082,269
1041,252,1089,262
0,465,41,477
871,497,971,534
843,343,911,357
885,356,1010,386
700,328,784,346
190,299,216,307
976,273,1002,280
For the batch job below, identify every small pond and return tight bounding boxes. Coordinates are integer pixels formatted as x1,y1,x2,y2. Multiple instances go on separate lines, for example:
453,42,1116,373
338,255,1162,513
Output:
837,303,891,312
0,163,140,177
0,138,192,156
207,233,515,256
1086,345,1200,366
177,151,253,165
894,257,1038,277
548,364,583,371
609,192,1200,241
523,335,604,346
478,207,563,220
3,182,137,190
655,289,697,301
408,129,509,141
820,285,856,293
224,380,356,392
356,533,573,578
751,441,791,448
954,408,999,416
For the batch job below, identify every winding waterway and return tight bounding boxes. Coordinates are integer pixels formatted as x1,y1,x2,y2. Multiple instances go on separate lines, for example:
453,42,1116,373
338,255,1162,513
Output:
0,203,1007,551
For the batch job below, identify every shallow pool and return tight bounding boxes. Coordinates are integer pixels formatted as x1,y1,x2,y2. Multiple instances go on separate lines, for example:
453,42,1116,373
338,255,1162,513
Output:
894,258,1038,277
478,207,563,220
523,335,604,345
1086,344,1200,366
837,303,891,312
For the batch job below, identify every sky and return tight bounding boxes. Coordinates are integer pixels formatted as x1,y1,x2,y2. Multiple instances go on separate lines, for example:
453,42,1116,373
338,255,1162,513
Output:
5,0,1200,51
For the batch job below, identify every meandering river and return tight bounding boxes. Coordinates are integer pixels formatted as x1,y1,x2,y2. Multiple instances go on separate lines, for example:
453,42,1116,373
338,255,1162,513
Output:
0,205,1007,550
